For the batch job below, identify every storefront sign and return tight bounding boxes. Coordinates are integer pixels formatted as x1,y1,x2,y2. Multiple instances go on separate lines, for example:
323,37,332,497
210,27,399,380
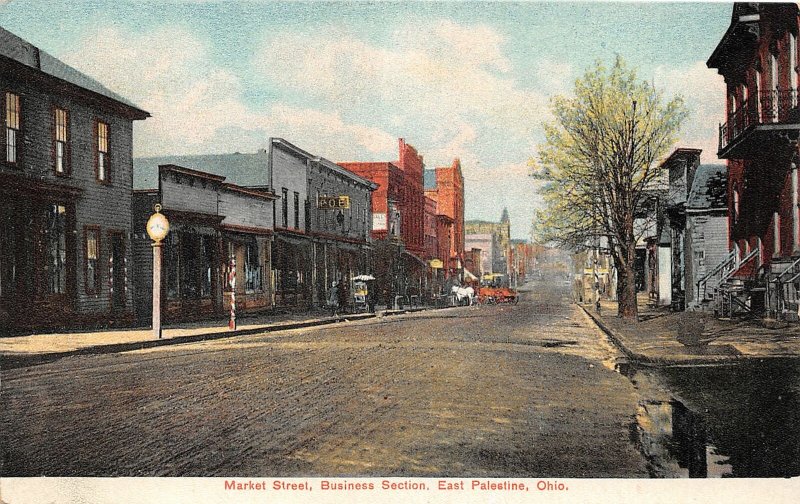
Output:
373,212,387,230
317,195,350,209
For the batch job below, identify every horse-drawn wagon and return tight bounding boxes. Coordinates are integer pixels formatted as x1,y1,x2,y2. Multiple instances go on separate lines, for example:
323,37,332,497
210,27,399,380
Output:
477,273,519,304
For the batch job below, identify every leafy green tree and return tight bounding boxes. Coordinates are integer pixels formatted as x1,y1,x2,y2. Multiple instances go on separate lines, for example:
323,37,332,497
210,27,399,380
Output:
532,57,688,319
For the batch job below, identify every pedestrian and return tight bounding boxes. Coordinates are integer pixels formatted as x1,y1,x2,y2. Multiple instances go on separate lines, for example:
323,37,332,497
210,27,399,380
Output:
367,280,376,313
327,281,339,317
337,277,348,315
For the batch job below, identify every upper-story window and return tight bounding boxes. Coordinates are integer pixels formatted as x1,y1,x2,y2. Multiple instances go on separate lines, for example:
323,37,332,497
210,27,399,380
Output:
281,188,288,228
5,92,20,164
791,33,798,106
96,121,109,182
54,108,69,175
770,51,780,122
315,190,321,227
756,69,763,118
733,183,740,223
294,191,300,229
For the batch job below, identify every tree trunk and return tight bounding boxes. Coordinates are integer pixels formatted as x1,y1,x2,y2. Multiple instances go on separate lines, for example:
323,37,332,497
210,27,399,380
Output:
617,239,639,319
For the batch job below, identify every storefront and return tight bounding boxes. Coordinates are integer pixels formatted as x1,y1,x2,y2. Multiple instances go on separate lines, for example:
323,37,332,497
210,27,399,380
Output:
222,229,272,314
0,178,82,331
272,232,313,309
161,215,223,322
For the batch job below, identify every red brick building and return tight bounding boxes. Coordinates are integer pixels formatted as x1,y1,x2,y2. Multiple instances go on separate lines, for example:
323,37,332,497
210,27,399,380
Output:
424,158,465,277
339,138,427,304
707,2,800,318
424,195,438,261
340,138,425,257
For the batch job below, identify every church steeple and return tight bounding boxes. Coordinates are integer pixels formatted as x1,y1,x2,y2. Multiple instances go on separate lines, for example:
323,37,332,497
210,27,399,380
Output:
501,207,510,223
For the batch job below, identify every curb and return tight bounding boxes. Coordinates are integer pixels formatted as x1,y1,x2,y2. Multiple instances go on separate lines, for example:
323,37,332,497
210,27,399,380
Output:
0,304,461,370
577,303,800,367
0,312,377,370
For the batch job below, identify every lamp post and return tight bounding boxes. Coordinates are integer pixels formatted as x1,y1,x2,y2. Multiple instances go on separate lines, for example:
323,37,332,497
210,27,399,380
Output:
146,204,169,339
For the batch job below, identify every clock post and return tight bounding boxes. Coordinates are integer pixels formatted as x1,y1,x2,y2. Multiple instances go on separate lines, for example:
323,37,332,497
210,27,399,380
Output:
145,204,170,339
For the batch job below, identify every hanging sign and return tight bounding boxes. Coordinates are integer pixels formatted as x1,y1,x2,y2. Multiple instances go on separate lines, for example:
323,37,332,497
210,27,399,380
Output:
317,195,350,209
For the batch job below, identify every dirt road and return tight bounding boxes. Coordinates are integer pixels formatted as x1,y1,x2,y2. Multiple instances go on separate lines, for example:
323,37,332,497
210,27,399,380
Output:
0,280,648,477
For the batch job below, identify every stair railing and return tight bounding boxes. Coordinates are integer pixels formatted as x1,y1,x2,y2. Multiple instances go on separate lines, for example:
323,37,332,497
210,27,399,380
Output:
696,249,737,303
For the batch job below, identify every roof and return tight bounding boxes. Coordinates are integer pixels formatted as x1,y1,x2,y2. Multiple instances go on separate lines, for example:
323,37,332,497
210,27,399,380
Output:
314,156,378,190
134,151,269,190
687,164,728,210
423,169,437,190
0,26,148,118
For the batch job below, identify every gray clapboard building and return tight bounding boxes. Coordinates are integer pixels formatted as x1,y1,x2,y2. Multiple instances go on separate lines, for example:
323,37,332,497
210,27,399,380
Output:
133,137,375,320
132,164,277,323
656,148,728,309
0,26,149,332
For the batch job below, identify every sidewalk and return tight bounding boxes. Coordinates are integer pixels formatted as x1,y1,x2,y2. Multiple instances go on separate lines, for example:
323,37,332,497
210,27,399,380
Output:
579,293,800,366
0,305,438,369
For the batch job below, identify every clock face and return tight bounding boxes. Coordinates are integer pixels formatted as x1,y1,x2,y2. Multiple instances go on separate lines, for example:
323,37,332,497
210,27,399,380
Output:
146,213,170,241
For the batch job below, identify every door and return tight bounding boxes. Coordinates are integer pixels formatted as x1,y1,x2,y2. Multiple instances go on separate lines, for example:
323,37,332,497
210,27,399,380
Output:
110,232,126,311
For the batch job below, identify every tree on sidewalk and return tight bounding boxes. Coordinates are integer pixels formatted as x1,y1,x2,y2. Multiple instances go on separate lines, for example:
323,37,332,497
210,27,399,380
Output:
531,57,687,319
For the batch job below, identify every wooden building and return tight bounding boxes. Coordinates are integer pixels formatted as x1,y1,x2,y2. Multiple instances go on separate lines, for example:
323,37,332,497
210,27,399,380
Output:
133,164,276,324
307,156,376,309
0,26,149,332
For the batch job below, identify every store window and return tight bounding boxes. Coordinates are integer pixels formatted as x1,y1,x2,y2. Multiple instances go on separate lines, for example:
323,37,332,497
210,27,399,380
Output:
85,227,100,294
46,204,67,295
245,241,263,293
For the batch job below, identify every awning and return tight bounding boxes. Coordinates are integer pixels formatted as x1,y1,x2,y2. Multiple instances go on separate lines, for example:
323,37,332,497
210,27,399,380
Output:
463,269,478,281
402,251,427,268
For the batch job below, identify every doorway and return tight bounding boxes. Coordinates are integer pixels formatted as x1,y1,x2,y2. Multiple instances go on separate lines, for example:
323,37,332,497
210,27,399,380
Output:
110,232,126,311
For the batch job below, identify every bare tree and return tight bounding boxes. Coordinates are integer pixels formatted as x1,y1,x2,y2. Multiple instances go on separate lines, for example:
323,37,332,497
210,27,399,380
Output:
532,57,687,319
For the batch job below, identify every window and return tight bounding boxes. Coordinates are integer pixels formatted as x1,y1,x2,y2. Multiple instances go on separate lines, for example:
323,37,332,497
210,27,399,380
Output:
96,121,109,182
245,241,262,293
733,183,740,223
791,33,798,106
281,188,288,228
771,52,779,122
5,92,20,164
293,191,300,229
165,233,180,298
54,108,69,174
756,70,763,119
316,190,321,227
774,212,782,257
46,204,67,295
168,232,214,299
85,227,100,295
794,163,799,250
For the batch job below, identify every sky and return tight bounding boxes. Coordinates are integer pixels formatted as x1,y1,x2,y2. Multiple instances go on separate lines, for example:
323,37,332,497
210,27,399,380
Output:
0,0,732,239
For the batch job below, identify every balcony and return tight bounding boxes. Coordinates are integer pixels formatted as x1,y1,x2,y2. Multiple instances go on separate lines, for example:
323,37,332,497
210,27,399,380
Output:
718,89,800,159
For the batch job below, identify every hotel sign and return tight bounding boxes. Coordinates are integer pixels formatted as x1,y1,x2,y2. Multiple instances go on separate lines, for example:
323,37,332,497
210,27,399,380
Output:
373,212,387,230
317,195,350,209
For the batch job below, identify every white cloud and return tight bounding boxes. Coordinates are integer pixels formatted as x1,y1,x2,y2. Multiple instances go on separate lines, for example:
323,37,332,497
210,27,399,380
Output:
61,26,398,158
653,61,726,163
254,20,550,165
534,59,574,96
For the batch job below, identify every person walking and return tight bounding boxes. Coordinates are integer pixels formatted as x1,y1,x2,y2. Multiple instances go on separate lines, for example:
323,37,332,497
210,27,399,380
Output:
327,281,339,317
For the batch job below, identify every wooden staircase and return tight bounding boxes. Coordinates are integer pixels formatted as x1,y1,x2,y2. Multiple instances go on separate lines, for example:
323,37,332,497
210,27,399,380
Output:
696,248,764,318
